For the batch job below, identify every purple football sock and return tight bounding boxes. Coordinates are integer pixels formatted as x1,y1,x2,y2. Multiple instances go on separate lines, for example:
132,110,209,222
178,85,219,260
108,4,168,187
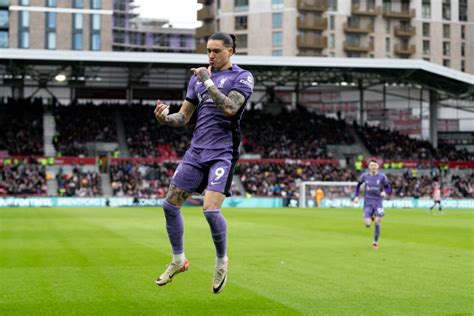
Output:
163,200,184,254
374,222,381,243
204,209,227,258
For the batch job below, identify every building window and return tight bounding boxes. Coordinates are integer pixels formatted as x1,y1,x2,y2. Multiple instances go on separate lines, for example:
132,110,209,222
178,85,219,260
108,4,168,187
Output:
235,16,247,30
461,60,465,72
443,24,450,38
179,35,187,48
45,12,56,49
19,0,29,5
46,12,56,29
423,40,430,54
329,33,335,49
46,32,56,49
423,57,430,62
19,31,29,48
73,0,84,8
443,41,450,55
20,11,29,28
91,14,100,30
442,0,451,20
422,23,430,36
459,0,467,21
46,0,56,6
443,59,450,67
91,33,100,50
385,19,390,33
271,0,283,10
272,31,282,47
0,10,8,27
90,14,100,50
72,13,83,50
91,0,101,9
235,34,247,48
272,50,283,56
272,13,282,28
19,10,29,48
328,15,334,30
461,25,465,39
328,0,337,11
422,0,430,19
0,31,8,48
461,42,465,57
385,37,390,52
234,0,248,12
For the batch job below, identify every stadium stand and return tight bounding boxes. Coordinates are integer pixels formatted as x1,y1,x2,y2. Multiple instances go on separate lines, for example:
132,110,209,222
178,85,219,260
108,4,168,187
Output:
0,160,47,195
355,122,472,161
53,103,118,156
0,98,44,156
56,166,103,197
109,161,178,197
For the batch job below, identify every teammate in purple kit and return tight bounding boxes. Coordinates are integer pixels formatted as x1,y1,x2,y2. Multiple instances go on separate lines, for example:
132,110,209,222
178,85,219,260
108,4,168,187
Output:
353,158,391,250
153,32,254,294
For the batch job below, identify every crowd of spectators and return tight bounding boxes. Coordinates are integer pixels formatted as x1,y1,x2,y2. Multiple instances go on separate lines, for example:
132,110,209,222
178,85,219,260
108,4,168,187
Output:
109,161,178,197
0,98,44,156
241,108,354,159
121,104,192,158
355,122,472,161
53,103,118,156
56,167,102,196
0,160,47,195
236,162,357,198
451,173,473,198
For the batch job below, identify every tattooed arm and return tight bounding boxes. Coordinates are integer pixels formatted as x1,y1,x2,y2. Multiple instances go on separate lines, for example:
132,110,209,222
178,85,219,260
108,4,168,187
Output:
154,99,196,127
191,67,246,117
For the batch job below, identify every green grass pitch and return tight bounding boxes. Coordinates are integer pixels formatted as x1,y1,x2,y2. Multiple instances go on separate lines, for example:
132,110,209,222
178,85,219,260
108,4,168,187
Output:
1,207,473,315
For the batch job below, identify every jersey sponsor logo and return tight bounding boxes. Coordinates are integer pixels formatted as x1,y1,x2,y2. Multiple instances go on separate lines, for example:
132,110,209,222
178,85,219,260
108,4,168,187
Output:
239,75,254,88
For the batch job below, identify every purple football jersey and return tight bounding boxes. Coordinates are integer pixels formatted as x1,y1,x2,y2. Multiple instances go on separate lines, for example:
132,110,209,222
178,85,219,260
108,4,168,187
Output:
356,172,390,207
185,64,254,150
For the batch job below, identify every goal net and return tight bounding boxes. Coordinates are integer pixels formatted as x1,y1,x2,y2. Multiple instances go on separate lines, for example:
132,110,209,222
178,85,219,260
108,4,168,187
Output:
297,181,358,208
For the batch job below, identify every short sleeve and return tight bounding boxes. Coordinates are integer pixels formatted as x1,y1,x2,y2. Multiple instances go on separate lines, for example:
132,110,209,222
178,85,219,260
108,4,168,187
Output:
230,71,254,102
185,76,198,105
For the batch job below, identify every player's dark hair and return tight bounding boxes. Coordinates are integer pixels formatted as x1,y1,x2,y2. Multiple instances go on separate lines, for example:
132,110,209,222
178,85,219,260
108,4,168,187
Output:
209,32,237,54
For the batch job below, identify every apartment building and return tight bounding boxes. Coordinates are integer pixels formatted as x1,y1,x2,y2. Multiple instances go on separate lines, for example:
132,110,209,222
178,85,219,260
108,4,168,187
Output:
0,0,195,53
195,0,474,73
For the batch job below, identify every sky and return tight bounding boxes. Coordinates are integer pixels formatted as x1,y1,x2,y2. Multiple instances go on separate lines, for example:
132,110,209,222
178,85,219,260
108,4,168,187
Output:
133,0,202,29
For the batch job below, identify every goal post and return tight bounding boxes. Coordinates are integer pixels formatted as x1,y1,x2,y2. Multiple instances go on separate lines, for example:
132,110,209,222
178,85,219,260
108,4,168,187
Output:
298,181,358,208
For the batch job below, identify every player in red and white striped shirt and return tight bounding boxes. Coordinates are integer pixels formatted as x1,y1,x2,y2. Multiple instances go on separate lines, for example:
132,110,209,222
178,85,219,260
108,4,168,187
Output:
429,182,443,213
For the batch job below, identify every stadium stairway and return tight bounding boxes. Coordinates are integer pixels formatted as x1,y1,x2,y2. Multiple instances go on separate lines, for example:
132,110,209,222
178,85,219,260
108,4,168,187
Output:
43,112,56,156
114,111,130,157
349,124,371,157
100,173,113,196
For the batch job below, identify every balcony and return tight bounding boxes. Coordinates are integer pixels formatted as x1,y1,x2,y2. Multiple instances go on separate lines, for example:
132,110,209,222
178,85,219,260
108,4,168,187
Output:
343,41,374,52
197,0,214,4
343,22,374,33
383,8,416,19
297,0,327,12
196,23,215,38
394,43,416,55
394,25,416,37
297,17,328,31
351,4,380,16
197,6,215,21
297,35,327,49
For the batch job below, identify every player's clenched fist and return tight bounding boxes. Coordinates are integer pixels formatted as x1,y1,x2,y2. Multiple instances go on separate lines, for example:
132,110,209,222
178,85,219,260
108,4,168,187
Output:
154,99,169,125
